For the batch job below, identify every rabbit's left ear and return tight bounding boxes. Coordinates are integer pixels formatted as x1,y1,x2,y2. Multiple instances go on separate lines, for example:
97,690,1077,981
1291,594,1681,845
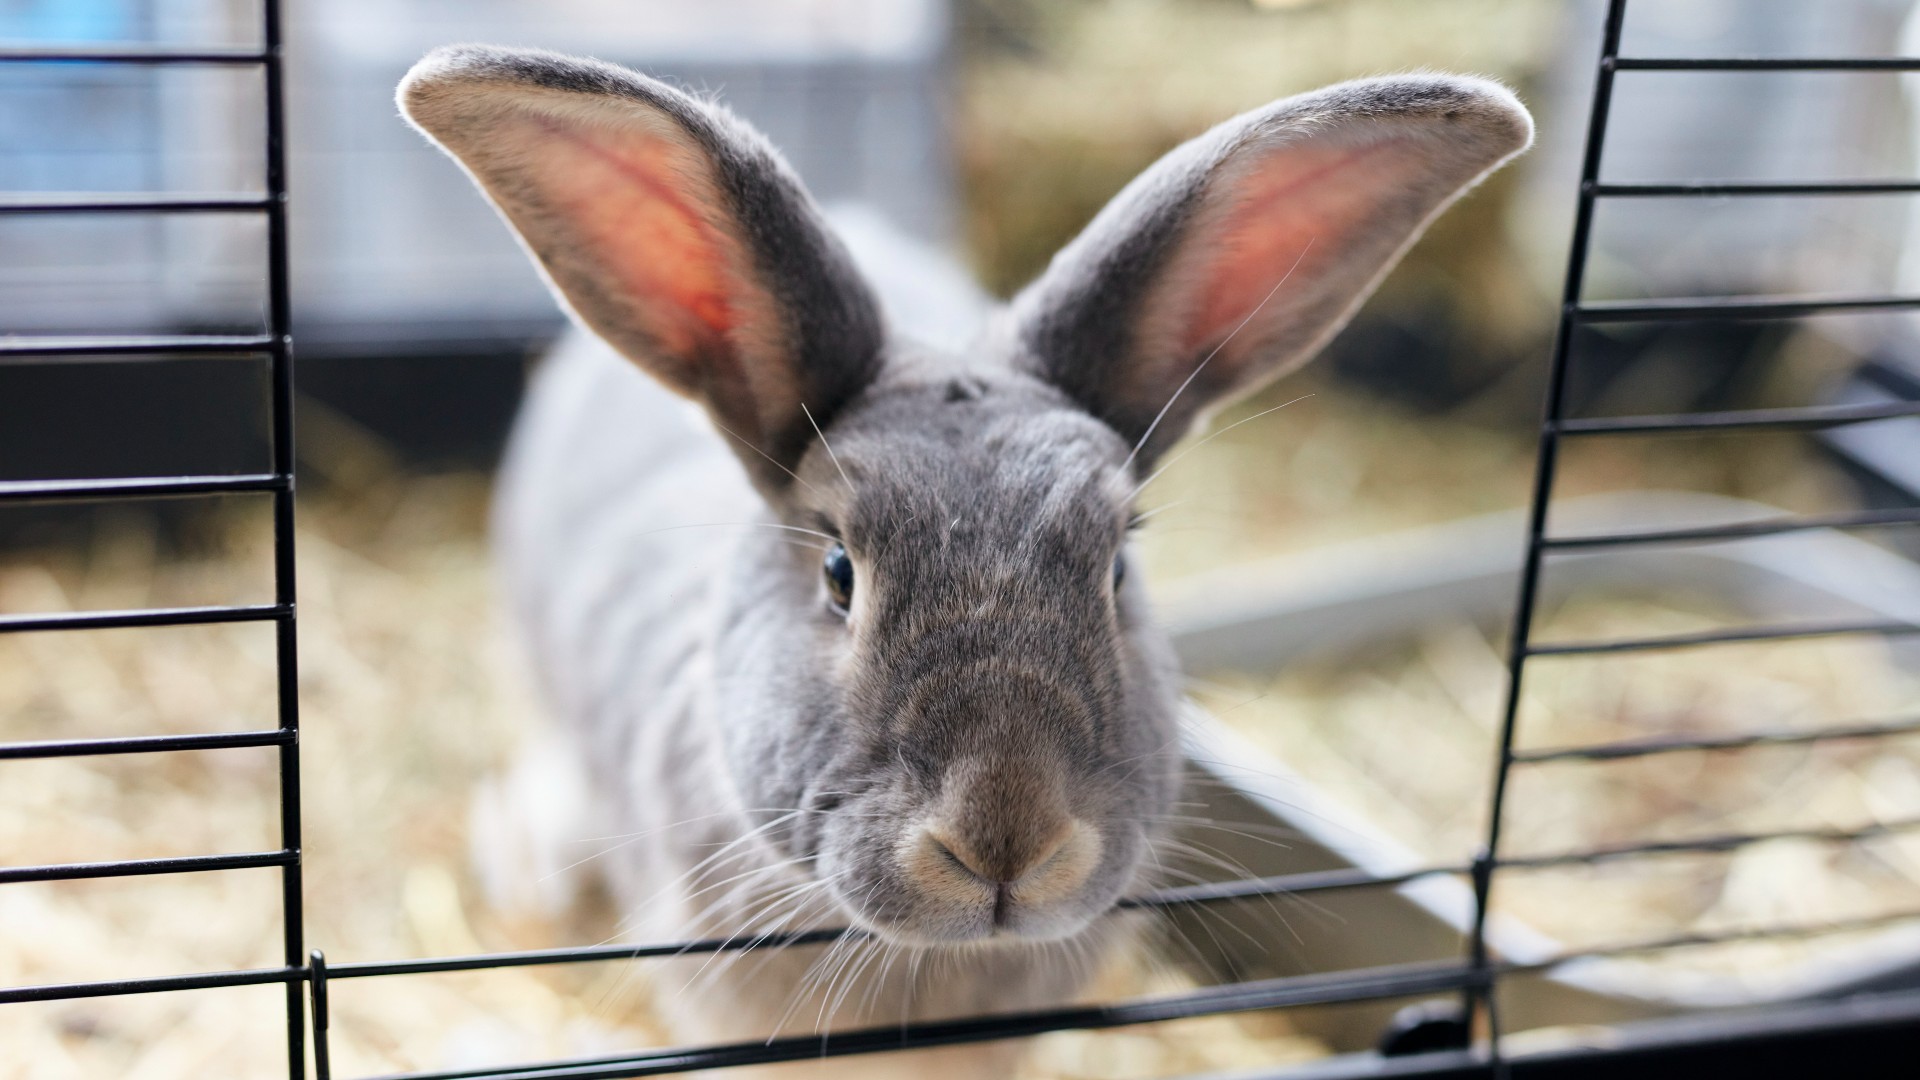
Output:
399,45,882,494
1010,75,1532,467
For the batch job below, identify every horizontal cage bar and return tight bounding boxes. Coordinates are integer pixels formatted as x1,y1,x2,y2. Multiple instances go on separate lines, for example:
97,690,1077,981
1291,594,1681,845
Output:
0,602,287,633
0,473,285,504
1592,179,1920,197
357,960,1479,1080
1614,56,1920,71
0,728,291,761
1541,506,1920,550
0,44,267,64
1498,817,1920,871
323,864,1470,982
1526,616,1919,657
0,192,272,214
0,334,277,358
1575,293,1920,323
328,927,854,980
1507,908,1920,975
0,848,295,885
1556,400,1920,436
1513,715,1920,764
1121,863,1470,910
0,965,299,1006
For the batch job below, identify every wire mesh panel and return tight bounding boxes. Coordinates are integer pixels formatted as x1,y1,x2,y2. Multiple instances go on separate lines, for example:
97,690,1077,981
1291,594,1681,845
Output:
4,1,1920,1077
0,2,305,1077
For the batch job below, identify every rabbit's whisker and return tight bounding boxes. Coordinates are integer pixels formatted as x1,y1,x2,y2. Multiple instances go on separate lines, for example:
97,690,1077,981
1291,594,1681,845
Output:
567,804,841,844
1141,859,1270,957
1147,834,1323,946
609,810,815,933
1122,237,1315,476
707,416,825,496
1128,501,1184,527
1149,812,1304,846
678,875,838,996
1130,392,1316,500
801,402,855,492
772,924,861,1040
632,520,839,545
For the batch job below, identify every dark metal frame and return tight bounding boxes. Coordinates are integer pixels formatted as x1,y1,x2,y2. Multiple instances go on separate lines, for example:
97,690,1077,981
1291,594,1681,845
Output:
2,0,1918,1076
0,4,306,1079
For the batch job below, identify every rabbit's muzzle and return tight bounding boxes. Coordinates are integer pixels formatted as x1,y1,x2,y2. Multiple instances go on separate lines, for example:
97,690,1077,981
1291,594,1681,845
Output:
856,752,1118,944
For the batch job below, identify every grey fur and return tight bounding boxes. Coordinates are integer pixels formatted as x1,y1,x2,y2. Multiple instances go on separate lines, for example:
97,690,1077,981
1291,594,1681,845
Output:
399,45,1530,1073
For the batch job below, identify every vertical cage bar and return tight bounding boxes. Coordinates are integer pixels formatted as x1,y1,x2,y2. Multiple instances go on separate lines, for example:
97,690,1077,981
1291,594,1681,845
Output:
1464,0,1629,1063
261,1,308,1076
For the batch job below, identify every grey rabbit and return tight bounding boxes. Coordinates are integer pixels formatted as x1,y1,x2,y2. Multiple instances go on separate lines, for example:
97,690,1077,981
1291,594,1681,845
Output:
399,45,1530,1077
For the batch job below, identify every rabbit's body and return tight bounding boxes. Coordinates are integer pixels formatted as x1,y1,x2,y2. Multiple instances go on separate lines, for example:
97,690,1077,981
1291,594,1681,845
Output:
404,45,1530,1076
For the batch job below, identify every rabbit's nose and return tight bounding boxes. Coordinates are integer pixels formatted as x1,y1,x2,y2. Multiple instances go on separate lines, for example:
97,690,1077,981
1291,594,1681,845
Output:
910,817,1101,920
927,824,1068,886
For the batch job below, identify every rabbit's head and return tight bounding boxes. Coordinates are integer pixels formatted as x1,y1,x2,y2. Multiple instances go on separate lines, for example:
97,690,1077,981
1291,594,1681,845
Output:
400,47,1531,946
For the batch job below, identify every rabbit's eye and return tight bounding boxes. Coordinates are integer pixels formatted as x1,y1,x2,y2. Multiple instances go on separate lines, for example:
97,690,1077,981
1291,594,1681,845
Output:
823,542,854,612
1112,553,1127,590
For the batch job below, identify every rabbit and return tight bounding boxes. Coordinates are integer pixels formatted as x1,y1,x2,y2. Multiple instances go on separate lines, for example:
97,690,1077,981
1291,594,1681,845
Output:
399,44,1530,1077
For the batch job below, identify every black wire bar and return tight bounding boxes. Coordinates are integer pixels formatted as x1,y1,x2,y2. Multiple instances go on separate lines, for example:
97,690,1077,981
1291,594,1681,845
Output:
1576,292,1920,323
0,333,275,358
1497,817,1920,871
1595,180,1920,196
1527,616,1919,657
318,864,1471,983
1512,714,1920,764
0,192,271,213
0,849,295,885
1557,400,1920,436
260,3,307,1074
351,960,1481,1080
0,966,303,1006
1614,56,1920,71
0,602,287,633
1499,908,1920,977
0,44,268,64
0,728,290,761
0,473,285,503
1467,0,1627,1055
1540,505,1920,550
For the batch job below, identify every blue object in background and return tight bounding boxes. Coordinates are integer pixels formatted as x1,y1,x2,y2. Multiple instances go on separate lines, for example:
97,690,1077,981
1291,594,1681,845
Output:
0,0,139,42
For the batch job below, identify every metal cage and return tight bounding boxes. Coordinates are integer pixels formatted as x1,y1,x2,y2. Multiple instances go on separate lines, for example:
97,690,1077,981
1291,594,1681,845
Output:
3,1,1920,1077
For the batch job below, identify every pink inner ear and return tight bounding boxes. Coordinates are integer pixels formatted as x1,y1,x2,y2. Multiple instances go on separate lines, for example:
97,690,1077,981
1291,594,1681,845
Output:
519,113,740,364
1181,137,1405,360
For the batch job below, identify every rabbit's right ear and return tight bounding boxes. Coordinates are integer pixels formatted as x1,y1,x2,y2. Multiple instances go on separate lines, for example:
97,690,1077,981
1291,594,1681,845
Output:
399,46,883,494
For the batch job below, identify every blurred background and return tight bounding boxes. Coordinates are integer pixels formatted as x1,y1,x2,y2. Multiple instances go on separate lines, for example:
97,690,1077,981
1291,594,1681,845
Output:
6,0,1920,1077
